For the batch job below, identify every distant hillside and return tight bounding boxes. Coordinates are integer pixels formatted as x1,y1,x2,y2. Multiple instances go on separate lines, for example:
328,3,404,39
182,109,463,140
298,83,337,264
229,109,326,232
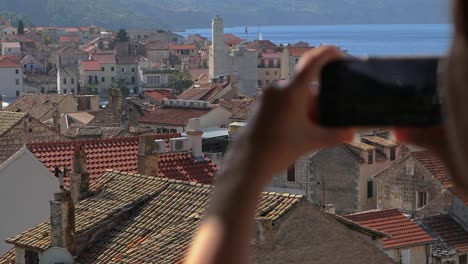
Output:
0,0,450,30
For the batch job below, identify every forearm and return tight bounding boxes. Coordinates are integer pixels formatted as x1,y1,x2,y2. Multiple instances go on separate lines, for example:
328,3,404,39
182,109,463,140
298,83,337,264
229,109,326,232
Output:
185,137,271,264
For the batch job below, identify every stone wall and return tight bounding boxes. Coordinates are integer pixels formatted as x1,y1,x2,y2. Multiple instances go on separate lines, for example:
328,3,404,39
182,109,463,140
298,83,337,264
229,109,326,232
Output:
268,155,310,197
0,117,65,164
307,147,360,215
253,201,394,264
376,156,443,214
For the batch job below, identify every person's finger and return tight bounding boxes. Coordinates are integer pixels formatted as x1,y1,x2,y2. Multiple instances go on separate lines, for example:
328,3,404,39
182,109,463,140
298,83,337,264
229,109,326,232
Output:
293,46,343,89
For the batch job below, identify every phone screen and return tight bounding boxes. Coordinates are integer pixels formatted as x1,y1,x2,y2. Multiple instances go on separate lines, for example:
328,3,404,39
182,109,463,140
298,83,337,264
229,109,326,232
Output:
318,57,443,127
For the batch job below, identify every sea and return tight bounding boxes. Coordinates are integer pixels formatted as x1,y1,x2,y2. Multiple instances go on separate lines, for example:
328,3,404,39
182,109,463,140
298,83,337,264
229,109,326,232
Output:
178,24,452,56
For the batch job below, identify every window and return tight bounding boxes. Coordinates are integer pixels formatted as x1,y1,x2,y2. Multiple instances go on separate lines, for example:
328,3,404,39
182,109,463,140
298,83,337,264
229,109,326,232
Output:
71,88,75,94
460,254,467,264
101,77,106,83
63,78,67,85
94,75,98,84
170,129,177,133
15,79,20,85
71,78,75,85
16,90,20,97
121,68,125,72
266,71,269,76
88,76,93,84
15,69,19,74
274,71,278,75
367,181,373,198
101,66,105,72
147,76,161,86
24,64,27,68
24,250,39,264
390,147,396,161
287,164,295,182
111,66,115,72
417,191,428,208
63,88,67,94
131,76,136,83
368,151,374,164
131,68,135,72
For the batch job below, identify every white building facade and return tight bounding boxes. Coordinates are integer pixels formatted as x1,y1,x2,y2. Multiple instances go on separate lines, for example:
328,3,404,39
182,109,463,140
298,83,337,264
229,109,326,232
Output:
0,58,24,99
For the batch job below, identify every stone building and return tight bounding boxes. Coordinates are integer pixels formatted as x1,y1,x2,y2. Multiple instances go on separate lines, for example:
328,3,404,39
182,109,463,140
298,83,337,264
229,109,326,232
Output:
209,16,258,97
178,75,239,104
280,46,314,80
0,111,65,165
375,150,452,215
257,52,281,88
0,56,23,99
1,169,394,263
304,133,401,214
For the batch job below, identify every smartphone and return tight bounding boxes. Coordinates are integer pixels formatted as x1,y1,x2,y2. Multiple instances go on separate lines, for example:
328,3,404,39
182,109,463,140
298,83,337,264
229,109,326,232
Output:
318,57,443,127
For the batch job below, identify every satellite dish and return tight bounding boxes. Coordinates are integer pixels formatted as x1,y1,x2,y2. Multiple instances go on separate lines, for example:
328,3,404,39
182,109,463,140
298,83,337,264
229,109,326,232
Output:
41,247,74,264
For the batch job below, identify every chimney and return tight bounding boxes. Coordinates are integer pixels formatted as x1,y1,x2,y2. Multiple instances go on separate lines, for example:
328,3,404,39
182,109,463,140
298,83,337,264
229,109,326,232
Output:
0,95,3,110
187,118,203,158
50,166,77,256
52,103,60,133
120,110,129,129
109,88,123,116
69,144,90,204
137,135,159,176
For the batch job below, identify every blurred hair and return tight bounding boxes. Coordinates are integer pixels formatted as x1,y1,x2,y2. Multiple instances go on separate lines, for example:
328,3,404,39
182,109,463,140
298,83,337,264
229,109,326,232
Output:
446,0,468,188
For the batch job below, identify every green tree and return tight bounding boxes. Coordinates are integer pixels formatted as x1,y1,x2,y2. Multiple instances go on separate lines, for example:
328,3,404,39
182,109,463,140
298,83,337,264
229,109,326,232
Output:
116,29,129,42
17,19,24,34
169,71,194,95
84,84,99,95
111,78,130,97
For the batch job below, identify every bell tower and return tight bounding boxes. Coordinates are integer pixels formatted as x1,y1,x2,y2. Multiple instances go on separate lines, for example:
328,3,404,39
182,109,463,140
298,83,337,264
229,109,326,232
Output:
209,15,228,79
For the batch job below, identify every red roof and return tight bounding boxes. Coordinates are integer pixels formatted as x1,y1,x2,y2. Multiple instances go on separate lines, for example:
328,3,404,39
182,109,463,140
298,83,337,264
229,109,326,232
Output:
344,209,433,249
169,44,197,50
139,107,211,126
27,135,217,185
246,40,276,51
80,60,100,71
411,150,452,188
223,33,243,45
92,54,116,64
422,214,468,253
59,35,80,43
145,89,176,102
286,47,314,57
0,56,20,68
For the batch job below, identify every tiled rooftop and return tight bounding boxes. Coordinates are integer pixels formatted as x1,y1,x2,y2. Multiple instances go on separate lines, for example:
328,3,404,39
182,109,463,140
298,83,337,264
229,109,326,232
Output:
362,136,398,148
80,60,100,71
144,89,177,103
347,141,376,151
0,56,20,68
139,107,211,126
411,150,452,188
91,54,116,64
420,214,468,254
169,44,197,50
219,98,254,121
6,171,301,263
5,94,71,120
26,134,217,185
344,209,433,249
0,111,26,136
223,33,243,45
449,187,468,205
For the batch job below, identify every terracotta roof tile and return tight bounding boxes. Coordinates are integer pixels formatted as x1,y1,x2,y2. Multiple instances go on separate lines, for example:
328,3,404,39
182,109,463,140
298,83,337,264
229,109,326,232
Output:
411,150,452,188
139,107,211,126
144,89,176,102
0,111,26,136
246,40,276,51
0,248,14,264
344,209,433,249
421,214,468,254
347,141,376,151
223,33,243,45
0,56,20,68
27,135,217,185
53,45,88,55
59,35,80,43
6,171,300,263
169,44,197,50
80,60,100,71
286,47,314,57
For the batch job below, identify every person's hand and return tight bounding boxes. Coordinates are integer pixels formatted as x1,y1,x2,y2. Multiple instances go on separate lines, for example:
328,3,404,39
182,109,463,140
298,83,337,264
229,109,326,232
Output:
229,46,354,184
